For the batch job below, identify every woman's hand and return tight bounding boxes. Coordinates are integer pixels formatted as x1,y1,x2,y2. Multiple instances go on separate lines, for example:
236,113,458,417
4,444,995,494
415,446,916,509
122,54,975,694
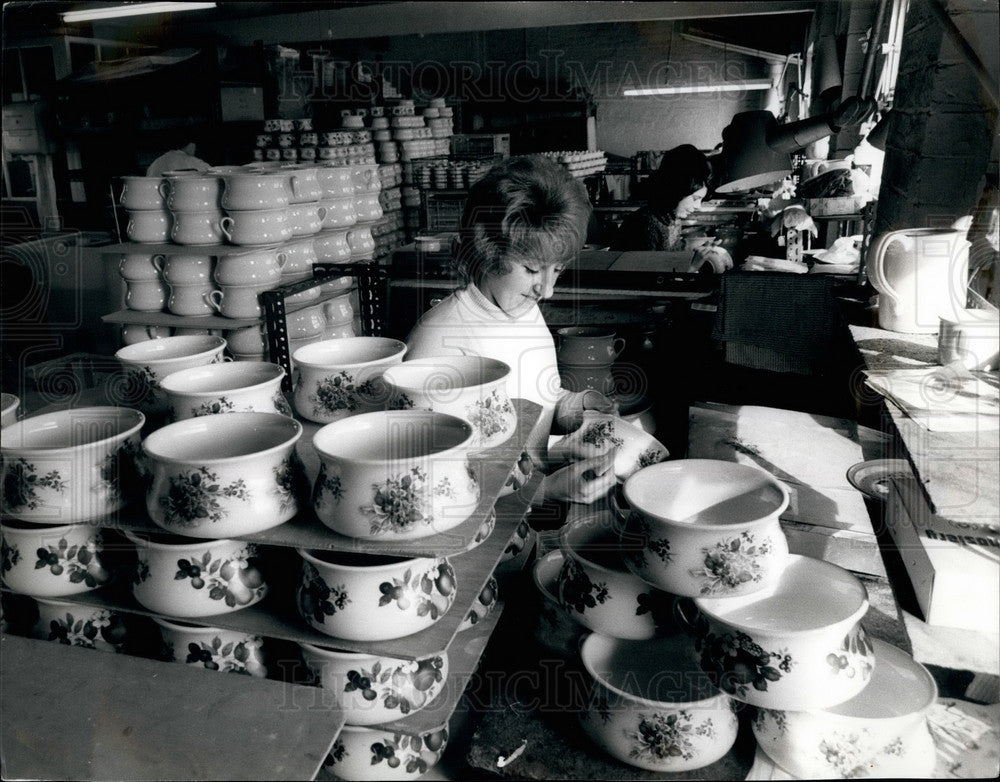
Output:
554,389,619,434
540,449,617,505
689,240,733,274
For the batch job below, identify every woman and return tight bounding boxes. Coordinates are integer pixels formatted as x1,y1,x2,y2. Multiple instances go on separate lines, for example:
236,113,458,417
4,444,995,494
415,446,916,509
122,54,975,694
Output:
612,144,711,252
405,155,618,505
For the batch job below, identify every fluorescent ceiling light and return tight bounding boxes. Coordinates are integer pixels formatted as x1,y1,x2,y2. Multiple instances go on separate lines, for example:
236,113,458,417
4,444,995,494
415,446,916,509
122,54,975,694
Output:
624,79,773,97
61,2,216,23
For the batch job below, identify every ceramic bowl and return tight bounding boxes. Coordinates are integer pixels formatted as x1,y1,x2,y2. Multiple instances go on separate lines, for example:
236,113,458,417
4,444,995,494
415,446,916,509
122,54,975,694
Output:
0,407,145,524
1,521,113,597
160,361,292,421
299,643,448,725
458,575,499,632
323,723,449,781
115,335,227,414
752,638,937,779
618,459,790,598
296,549,457,641
126,530,268,617
557,512,675,640
312,411,480,541
550,412,668,482
530,550,587,659
680,554,873,710
154,616,266,676
1,392,20,428
579,633,739,772
142,412,304,538
33,597,128,653
382,356,517,452
291,337,407,423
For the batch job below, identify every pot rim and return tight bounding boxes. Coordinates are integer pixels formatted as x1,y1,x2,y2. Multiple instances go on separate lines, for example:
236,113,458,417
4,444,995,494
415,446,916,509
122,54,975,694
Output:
382,355,510,392
116,335,227,364
532,549,563,604
292,336,407,370
0,406,144,455
622,458,790,531
312,410,474,466
142,411,301,465
152,616,241,632
1,519,102,536
580,633,729,710
693,554,870,637
298,641,447,666
337,722,450,738
123,528,242,552
297,547,447,575
159,361,284,396
560,515,633,577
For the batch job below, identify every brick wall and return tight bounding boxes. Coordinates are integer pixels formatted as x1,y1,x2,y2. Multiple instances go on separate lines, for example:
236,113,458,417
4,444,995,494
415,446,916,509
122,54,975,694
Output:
875,0,999,233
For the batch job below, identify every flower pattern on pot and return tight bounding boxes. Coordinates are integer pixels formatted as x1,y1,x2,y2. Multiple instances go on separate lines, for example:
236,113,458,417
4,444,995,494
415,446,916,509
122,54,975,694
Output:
388,392,417,410
2,539,21,573
45,608,126,650
693,532,774,596
272,391,292,417
298,561,351,624
580,419,623,449
558,558,610,614
826,625,875,681
3,458,66,512
101,439,142,504
192,397,236,417
34,534,110,587
362,466,457,536
465,389,515,440
696,630,794,698
173,546,266,608
324,737,347,767
273,455,305,514
621,513,672,571
305,370,382,417
636,445,668,470
363,730,447,775
342,656,445,715
629,711,718,764
181,635,265,675
378,560,455,620
159,466,250,527
815,731,906,778
313,462,344,508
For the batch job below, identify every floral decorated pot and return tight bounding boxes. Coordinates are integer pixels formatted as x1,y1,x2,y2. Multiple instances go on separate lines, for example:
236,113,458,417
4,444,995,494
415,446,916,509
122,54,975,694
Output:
142,412,304,538
381,356,517,452
159,361,292,421
530,550,587,659
557,512,676,640
1,407,145,524
291,337,407,423
1,521,113,597
458,575,498,632
752,638,937,779
299,643,448,725
579,633,739,772
463,509,495,552
321,724,449,781
678,554,874,711
296,549,456,642
311,410,479,541
154,616,266,676
618,459,789,598
549,412,668,481
33,598,128,653
126,530,268,618
114,335,227,415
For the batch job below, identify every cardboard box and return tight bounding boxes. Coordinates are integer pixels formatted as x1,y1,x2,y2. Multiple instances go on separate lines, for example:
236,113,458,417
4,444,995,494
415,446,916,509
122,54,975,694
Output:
886,476,1000,633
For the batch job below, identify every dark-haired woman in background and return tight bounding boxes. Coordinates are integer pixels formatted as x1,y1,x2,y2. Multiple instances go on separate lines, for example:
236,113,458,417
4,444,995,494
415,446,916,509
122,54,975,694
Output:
612,144,711,251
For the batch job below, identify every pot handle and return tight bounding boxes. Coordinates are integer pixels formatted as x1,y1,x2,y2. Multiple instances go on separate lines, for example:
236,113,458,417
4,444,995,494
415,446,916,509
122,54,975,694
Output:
612,337,626,360
865,229,902,304
207,288,225,313
219,216,234,243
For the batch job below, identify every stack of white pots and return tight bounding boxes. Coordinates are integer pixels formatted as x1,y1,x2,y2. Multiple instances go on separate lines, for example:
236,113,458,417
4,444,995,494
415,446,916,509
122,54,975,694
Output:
551,457,939,778
161,171,225,246
121,175,171,244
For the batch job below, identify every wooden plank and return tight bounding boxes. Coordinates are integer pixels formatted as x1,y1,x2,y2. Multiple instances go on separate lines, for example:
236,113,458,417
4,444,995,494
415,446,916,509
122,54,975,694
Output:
0,633,343,782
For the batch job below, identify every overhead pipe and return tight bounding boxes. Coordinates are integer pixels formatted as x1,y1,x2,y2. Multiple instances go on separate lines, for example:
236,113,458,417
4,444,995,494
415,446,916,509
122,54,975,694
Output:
859,0,892,99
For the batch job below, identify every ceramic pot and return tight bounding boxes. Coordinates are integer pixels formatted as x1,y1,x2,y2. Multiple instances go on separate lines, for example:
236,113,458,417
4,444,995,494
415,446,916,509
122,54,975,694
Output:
557,326,625,364
33,598,128,653
125,279,168,312
154,616,266,676
208,283,276,319
1,392,20,429
120,175,166,211
170,210,225,246
126,530,268,617
550,412,668,482
299,643,448,725
160,254,214,285
291,337,406,423
311,410,479,540
323,724,449,781
167,282,217,317
126,209,171,243
142,412,304,537
0,407,145,524
1,521,113,597
579,633,739,772
316,165,355,198
381,356,517,451
530,550,587,658
214,248,286,286
160,173,222,212
318,196,359,230
219,171,292,211
678,554,874,710
220,208,291,246
618,459,789,598
314,228,352,262
119,252,166,281
159,361,291,420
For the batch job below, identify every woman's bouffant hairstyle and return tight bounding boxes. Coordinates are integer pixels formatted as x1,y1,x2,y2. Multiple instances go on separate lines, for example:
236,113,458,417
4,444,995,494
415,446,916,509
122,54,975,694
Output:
453,155,592,287
646,144,711,216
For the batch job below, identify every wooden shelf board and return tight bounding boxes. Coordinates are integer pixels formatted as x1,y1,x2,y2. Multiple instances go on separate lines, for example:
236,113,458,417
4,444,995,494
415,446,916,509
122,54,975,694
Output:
0,633,344,782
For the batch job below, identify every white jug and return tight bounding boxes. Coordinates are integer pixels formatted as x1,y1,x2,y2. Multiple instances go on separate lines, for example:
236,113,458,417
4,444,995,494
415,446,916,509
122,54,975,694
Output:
866,228,970,333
